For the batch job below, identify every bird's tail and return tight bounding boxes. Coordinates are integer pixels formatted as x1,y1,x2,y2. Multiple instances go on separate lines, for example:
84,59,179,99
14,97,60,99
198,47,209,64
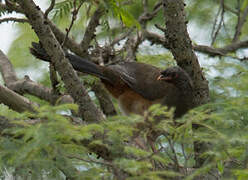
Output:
30,42,108,81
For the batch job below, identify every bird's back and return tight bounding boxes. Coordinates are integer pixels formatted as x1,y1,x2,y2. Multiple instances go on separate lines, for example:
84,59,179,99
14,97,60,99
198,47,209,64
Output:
107,62,179,101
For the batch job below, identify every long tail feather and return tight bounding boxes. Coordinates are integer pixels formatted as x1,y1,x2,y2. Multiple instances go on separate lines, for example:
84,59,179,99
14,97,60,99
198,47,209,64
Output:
30,42,109,81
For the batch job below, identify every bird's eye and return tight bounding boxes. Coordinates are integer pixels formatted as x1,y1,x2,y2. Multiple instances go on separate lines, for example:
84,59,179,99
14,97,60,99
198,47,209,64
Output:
172,73,178,78
166,72,178,79
158,71,178,81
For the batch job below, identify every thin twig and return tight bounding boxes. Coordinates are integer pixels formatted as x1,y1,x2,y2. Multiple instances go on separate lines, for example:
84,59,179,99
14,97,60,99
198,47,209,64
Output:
233,2,248,42
181,143,193,174
0,17,28,24
164,134,180,171
139,0,162,26
120,0,162,62
61,0,84,47
109,29,133,47
233,0,241,42
211,0,225,45
155,24,166,32
223,3,239,15
143,0,148,13
211,3,222,40
224,149,242,166
44,0,55,19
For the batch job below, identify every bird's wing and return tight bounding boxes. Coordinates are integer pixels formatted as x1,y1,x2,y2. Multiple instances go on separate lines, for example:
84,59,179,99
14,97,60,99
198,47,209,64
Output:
108,62,178,101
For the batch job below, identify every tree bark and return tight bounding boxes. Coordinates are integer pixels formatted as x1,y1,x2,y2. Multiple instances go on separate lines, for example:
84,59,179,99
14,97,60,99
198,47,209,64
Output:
0,49,18,86
16,0,104,122
162,0,209,106
162,0,209,167
91,81,117,116
0,84,38,113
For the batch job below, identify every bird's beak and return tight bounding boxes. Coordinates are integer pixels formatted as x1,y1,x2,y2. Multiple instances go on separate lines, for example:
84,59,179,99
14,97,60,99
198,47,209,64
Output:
157,75,172,81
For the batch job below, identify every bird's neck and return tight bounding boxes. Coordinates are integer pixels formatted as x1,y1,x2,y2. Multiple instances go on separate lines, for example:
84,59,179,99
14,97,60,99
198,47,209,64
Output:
173,80,194,118
175,79,193,96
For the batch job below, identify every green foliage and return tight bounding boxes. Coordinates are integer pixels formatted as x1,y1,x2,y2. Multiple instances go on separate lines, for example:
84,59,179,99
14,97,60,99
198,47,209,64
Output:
7,23,39,69
52,0,86,20
233,169,248,180
102,0,140,28
186,0,218,26
136,53,175,68
1,61,248,179
2,0,248,179
0,103,181,179
0,5,7,16
0,104,100,179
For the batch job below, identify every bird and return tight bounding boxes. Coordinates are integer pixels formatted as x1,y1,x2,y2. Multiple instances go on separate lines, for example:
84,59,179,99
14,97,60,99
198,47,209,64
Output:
30,42,194,118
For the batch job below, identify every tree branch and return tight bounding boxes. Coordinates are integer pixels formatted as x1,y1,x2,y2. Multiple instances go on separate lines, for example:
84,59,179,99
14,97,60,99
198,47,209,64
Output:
0,49,18,86
162,0,209,168
0,17,29,24
9,76,74,105
143,30,248,60
0,49,73,105
162,0,209,102
142,30,169,48
211,0,225,45
232,3,248,42
91,81,117,116
0,84,38,113
80,6,104,55
2,0,85,58
122,0,163,62
47,20,86,57
1,0,24,14
139,0,162,26
61,0,84,47
44,0,55,19
16,0,104,122
123,31,143,62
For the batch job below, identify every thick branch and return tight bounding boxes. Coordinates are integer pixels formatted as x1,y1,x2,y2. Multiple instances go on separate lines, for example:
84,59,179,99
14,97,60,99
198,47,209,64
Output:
0,49,18,86
9,77,73,104
80,6,104,54
162,0,209,105
0,48,73,104
143,30,248,59
91,81,117,116
0,84,38,113
17,0,104,122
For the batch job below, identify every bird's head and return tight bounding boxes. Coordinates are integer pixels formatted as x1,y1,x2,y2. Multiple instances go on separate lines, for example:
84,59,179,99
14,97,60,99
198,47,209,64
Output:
157,66,193,91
